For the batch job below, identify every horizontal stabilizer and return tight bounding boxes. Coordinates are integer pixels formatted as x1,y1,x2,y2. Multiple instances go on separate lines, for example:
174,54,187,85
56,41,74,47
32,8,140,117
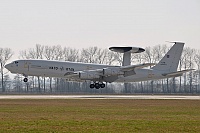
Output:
120,63,156,71
162,69,195,77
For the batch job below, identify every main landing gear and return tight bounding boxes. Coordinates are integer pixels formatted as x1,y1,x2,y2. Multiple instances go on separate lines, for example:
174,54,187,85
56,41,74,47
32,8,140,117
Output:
90,82,106,89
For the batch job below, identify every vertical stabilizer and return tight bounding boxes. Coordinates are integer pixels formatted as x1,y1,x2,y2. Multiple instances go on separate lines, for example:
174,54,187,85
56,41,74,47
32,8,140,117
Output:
152,42,184,73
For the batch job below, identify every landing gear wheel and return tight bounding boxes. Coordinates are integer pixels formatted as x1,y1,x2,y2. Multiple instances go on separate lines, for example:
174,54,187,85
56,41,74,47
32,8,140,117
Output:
90,84,95,89
100,83,105,88
23,78,28,82
95,83,100,89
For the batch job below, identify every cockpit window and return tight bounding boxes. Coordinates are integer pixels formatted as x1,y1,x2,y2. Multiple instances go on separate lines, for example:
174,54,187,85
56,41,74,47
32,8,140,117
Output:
14,61,18,64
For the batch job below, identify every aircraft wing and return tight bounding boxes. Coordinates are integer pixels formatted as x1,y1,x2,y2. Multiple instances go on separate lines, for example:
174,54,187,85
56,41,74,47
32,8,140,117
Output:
120,63,156,71
62,62,156,82
64,63,156,81
162,69,195,77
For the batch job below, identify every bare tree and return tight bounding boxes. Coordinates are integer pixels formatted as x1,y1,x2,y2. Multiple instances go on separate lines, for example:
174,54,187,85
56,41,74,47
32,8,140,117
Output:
104,50,116,65
113,52,123,66
188,48,196,93
43,45,55,60
62,47,79,62
53,45,63,61
80,47,98,63
20,44,44,59
194,50,200,92
0,48,13,92
96,48,107,64
2,75,11,92
181,47,195,93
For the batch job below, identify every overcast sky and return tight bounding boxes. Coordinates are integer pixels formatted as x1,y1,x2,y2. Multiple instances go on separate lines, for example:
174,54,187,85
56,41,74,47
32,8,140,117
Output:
0,0,200,60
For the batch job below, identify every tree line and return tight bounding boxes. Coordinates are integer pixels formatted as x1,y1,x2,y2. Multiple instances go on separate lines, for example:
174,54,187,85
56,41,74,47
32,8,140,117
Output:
0,44,200,94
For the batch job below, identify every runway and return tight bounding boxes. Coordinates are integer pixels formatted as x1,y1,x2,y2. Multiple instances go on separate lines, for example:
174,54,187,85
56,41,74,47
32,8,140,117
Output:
0,95,200,100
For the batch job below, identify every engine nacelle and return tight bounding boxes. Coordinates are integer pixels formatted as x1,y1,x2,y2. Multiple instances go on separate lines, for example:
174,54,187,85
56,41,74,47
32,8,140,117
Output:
103,67,123,76
79,71,100,80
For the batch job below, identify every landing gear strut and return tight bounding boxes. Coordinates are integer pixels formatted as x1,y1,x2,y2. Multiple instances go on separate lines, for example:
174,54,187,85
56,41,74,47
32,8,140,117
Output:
90,82,105,89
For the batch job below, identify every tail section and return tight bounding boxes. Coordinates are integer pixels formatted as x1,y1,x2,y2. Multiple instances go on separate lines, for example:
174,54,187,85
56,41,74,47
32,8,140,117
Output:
152,42,184,73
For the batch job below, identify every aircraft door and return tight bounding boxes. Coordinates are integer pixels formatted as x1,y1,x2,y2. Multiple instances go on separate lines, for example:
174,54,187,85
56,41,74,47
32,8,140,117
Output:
148,70,153,78
24,61,31,71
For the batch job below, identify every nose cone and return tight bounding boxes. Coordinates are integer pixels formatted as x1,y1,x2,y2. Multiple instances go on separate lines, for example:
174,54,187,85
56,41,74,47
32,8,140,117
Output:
5,63,12,71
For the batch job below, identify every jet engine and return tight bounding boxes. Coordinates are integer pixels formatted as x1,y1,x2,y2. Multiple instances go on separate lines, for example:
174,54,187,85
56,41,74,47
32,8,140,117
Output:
79,71,100,80
103,67,123,76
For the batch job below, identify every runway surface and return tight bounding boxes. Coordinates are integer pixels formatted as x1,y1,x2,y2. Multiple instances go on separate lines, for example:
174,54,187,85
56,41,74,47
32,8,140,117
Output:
0,95,200,100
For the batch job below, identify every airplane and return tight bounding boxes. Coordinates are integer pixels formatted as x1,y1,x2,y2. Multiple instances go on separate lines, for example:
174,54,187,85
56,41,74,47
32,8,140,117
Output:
5,42,194,89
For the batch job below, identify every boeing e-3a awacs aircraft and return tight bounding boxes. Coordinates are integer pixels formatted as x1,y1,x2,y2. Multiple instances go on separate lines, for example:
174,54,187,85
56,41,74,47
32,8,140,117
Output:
5,42,193,89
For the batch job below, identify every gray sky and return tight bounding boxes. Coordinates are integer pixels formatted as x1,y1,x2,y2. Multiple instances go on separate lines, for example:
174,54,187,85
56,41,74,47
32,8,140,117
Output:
0,0,200,60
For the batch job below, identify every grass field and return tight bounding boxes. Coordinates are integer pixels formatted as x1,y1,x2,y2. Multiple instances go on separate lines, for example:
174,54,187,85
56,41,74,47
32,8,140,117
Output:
0,99,200,133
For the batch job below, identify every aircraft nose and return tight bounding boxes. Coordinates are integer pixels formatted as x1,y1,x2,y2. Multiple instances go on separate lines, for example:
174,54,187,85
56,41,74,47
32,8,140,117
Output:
5,63,12,70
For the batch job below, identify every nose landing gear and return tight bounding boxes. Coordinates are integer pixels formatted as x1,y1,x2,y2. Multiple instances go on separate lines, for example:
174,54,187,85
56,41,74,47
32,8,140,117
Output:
23,77,28,82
